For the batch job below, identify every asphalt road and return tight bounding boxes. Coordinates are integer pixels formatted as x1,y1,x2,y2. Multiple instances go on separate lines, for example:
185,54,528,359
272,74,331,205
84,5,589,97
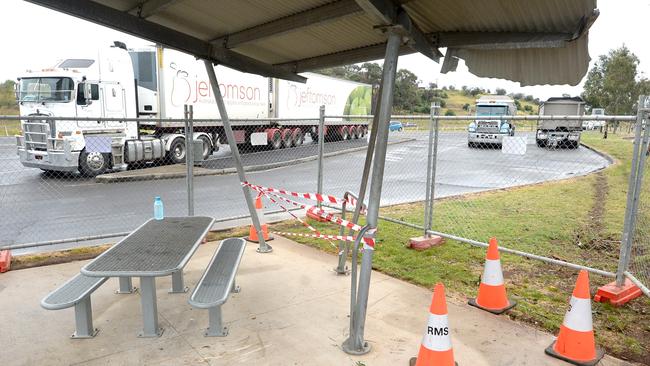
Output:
0,132,610,249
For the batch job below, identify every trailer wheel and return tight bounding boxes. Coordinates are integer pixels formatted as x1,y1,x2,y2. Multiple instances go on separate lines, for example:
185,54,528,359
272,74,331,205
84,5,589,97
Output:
79,149,111,177
270,130,283,150
340,126,349,141
167,137,186,164
349,126,357,139
292,128,304,146
282,129,293,148
197,135,213,160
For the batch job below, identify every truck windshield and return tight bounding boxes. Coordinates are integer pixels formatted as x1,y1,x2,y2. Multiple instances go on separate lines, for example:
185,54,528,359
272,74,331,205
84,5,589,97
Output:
476,105,507,116
18,77,74,103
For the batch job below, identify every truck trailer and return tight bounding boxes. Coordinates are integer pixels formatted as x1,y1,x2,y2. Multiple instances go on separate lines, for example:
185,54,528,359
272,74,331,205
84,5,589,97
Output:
535,96,585,149
15,42,371,176
467,95,516,148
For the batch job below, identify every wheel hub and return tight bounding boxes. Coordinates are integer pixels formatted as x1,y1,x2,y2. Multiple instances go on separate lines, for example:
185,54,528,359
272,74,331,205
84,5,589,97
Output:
86,152,105,171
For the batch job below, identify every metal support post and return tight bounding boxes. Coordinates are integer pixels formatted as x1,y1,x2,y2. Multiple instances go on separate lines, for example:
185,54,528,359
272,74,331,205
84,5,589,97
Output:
617,96,650,285
71,297,97,338
423,103,440,234
169,270,188,293
185,105,195,216
342,30,401,355
203,60,271,253
116,276,136,294
335,82,384,275
138,276,163,337
206,306,228,337
317,105,325,208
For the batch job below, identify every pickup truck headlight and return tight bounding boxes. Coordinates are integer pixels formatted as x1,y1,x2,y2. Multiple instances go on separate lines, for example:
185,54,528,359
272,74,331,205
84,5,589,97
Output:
468,122,477,132
500,125,510,133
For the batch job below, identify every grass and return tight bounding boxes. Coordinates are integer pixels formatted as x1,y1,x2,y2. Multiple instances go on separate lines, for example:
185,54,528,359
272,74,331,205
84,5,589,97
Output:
270,131,650,363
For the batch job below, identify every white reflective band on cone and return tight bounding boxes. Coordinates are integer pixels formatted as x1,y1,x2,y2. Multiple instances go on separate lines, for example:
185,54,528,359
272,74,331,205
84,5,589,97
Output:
563,296,593,332
481,259,504,286
421,313,452,351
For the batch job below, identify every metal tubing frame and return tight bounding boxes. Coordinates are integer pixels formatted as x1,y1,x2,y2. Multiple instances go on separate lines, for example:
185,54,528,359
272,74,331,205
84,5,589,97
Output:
317,105,325,208
184,105,195,217
335,191,362,274
203,60,271,253
423,103,440,234
616,96,649,285
342,30,401,355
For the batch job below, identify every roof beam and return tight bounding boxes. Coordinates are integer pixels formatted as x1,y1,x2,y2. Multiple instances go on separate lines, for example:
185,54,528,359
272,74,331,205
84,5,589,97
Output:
129,0,180,19
354,0,442,61
24,0,305,82
435,32,574,50
211,0,363,48
278,43,415,73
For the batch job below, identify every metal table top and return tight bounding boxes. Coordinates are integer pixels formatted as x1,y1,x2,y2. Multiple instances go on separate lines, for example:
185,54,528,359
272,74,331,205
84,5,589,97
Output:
81,216,214,277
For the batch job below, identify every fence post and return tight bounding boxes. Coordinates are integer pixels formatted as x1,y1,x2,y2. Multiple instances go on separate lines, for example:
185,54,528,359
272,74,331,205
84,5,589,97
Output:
317,105,325,208
424,103,440,234
184,105,195,216
616,96,650,285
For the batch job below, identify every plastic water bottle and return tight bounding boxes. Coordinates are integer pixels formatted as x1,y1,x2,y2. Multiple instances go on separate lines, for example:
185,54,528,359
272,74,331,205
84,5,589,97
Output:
154,196,164,220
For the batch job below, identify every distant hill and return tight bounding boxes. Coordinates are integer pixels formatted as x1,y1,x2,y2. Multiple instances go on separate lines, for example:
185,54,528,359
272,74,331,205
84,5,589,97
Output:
441,90,539,116
0,80,19,115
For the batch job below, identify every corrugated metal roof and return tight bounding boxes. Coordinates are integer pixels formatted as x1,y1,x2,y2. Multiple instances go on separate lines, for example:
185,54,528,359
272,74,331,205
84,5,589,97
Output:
31,0,598,86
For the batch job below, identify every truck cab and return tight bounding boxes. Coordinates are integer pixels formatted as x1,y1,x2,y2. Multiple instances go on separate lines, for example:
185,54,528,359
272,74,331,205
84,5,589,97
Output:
536,97,585,149
15,45,138,176
467,95,516,148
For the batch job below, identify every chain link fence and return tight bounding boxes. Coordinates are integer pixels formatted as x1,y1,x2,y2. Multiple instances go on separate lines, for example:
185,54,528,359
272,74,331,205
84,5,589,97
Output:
1,103,649,298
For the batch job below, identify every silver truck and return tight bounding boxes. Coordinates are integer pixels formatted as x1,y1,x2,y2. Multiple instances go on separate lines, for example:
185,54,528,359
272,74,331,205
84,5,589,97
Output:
536,97,585,149
467,95,516,148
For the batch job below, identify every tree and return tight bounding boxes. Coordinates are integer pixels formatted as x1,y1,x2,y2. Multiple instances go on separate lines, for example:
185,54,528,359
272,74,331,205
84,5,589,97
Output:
582,46,642,116
462,103,471,111
496,88,507,95
393,69,420,112
0,80,18,115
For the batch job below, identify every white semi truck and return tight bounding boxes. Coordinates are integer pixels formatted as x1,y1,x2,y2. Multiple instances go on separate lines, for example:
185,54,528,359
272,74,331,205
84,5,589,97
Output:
15,42,371,176
535,96,585,148
467,95,516,148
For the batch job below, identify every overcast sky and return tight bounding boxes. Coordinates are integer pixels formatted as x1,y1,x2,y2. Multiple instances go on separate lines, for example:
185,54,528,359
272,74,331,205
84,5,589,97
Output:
1,0,648,100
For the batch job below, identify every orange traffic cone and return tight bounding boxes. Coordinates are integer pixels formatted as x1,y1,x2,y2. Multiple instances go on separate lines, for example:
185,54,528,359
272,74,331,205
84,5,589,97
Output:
468,237,516,314
247,195,273,243
409,283,457,366
545,270,604,365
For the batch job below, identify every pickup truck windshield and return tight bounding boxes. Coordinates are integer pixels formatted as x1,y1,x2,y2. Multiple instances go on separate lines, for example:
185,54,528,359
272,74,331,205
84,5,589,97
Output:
476,105,507,116
18,77,74,103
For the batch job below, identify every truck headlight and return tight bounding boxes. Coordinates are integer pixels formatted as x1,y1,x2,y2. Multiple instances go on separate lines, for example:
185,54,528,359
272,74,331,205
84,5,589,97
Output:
500,125,510,133
468,122,477,132
537,131,547,138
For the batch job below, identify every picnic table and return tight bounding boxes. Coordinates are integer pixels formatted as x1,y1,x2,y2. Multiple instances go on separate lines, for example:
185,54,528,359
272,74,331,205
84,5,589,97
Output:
81,216,214,337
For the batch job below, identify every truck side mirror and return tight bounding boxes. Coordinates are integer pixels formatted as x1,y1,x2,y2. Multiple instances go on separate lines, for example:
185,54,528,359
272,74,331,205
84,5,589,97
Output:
84,83,92,104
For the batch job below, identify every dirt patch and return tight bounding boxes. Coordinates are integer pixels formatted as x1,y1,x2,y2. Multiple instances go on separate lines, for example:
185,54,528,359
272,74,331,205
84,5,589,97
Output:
11,245,111,270
574,172,617,251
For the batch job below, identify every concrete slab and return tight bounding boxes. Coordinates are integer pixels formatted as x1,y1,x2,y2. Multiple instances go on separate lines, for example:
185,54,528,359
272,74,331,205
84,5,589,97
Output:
0,237,633,366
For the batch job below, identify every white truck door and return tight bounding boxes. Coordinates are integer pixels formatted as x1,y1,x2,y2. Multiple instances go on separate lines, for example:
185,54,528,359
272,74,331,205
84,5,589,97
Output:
103,83,127,128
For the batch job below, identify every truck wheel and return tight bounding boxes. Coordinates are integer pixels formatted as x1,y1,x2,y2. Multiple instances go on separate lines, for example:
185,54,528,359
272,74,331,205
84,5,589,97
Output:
167,137,186,164
197,135,213,160
270,130,283,150
79,149,111,177
568,141,579,149
340,126,349,141
536,139,547,148
357,126,365,138
468,142,475,148
292,129,304,146
282,129,293,148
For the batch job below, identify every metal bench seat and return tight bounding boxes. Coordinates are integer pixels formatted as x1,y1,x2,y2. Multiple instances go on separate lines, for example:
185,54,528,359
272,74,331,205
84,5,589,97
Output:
41,274,108,338
189,238,246,336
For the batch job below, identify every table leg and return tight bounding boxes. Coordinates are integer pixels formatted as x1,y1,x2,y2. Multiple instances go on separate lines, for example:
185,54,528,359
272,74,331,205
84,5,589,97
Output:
116,277,137,294
169,271,188,293
138,276,163,337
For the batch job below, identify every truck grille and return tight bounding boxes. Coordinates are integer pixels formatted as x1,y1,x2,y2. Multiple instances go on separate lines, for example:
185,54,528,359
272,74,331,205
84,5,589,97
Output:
477,121,499,133
23,116,53,151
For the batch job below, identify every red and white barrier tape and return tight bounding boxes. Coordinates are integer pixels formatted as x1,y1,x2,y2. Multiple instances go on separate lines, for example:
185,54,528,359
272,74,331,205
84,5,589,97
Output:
258,191,321,236
243,181,364,210
260,190,362,232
